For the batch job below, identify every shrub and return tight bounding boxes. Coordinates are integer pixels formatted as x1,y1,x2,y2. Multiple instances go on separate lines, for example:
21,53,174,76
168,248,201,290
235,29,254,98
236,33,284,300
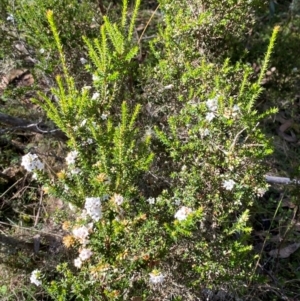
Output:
12,0,281,300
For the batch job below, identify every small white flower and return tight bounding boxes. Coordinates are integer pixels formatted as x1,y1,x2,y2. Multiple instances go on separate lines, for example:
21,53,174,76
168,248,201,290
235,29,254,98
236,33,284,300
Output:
69,167,81,175
222,179,236,191
79,248,93,261
91,92,100,100
66,150,78,165
206,112,215,122
113,194,124,206
147,197,156,205
149,271,165,284
200,128,210,137
175,206,193,221
80,119,87,127
232,104,240,112
206,97,218,111
7,14,14,22
101,113,108,120
163,84,174,90
80,57,88,64
30,270,42,286
86,138,93,144
21,153,44,172
92,74,100,82
82,85,92,91
85,197,102,221
74,257,83,268
174,199,181,206
72,225,90,245
39,48,45,54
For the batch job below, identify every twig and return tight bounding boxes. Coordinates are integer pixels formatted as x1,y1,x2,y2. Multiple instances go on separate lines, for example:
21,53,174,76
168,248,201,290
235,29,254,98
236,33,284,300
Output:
0,177,24,199
138,5,160,44
0,221,63,238
264,175,300,185
97,0,106,16
0,112,67,139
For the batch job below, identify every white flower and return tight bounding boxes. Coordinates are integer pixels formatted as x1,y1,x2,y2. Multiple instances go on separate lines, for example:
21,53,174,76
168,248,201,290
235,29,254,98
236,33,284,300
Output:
79,248,93,261
80,57,88,64
21,153,44,172
200,128,210,137
80,119,87,127
39,48,45,54
113,194,124,206
149,271,165,284
92,74,100,82
101,113,108,120
81,138,94,145
206,112,215,122
30,270,42,286
222,179,236,191
69,167,81,175
82,85,92,91
174,206,193,221
206,97,218,111
91,92,100,100
147,197,156,205
85,197,102,221
7,14,14,22
232,104,240,112
66,150,78,165
74,257,83,268
174,199,181,206
72,226,90,245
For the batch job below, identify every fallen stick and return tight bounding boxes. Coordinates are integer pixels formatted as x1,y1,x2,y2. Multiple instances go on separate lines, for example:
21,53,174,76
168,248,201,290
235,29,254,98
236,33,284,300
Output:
265,175,300,185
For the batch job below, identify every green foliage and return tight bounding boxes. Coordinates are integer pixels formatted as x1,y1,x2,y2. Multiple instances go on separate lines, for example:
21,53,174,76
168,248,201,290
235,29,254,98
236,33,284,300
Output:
4,0,300,300
31,1,280,299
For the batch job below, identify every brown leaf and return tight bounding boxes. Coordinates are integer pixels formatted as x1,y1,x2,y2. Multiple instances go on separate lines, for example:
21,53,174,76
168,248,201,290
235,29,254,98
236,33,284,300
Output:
269,243,300,258
16,72,34,86
7,69,28,82
279,119,293,133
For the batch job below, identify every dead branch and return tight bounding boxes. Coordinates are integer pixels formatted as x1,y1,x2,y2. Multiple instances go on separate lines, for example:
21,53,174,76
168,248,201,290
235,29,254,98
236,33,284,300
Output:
0,112,67,140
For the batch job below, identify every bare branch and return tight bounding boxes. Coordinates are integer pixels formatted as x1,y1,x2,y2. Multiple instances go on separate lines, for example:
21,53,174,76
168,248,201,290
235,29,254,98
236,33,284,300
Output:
0,112,67,140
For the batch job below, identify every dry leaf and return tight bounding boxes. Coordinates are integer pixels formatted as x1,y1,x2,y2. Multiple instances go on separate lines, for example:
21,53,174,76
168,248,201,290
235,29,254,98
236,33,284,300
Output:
269,243,300,258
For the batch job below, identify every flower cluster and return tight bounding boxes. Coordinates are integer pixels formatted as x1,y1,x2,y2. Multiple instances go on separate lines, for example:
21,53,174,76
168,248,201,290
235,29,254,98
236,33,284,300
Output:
147,197,156,205
85,197,102,221
30,269,42,286
21,153,44,172
65,150,78,165
222,179,236,191
72,224,93,245
74,248,93,268
206,97,218,111
205,96,219,122
174,206,193,221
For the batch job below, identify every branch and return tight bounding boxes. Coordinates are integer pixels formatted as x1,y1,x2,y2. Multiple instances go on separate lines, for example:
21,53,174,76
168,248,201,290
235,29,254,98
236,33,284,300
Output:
0,112,67,140
265,175,300,185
